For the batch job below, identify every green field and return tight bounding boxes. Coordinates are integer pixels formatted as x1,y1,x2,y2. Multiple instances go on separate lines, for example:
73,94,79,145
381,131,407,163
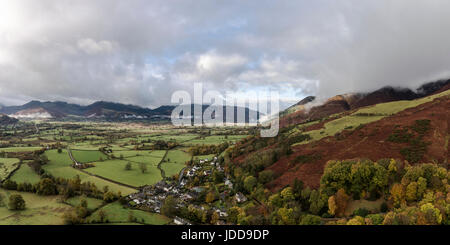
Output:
85,160,162,187
65,196,104,211
43,149,136,195
71,150,107,163
152,134,199,142
9,164,41,184
87,201,170,225
193,154,216,161
186,135,248,145
0,189,72,225
161,150,191,177
0,158,20,181
0,147,43,152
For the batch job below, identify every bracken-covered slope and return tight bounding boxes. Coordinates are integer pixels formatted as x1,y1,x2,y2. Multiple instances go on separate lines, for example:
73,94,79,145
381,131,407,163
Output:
280,79,450,128
230,82,450,191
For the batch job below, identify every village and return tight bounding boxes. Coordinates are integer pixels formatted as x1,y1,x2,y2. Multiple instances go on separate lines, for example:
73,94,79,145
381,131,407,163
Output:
126,155,248,225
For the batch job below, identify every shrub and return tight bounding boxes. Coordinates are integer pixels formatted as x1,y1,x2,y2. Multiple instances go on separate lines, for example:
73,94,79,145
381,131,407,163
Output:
367,214,384,225
8,194,26,210
299,214,322,225
353,208,370,217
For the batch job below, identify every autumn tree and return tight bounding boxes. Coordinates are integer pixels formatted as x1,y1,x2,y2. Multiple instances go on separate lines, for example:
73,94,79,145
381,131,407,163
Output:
280,187,294,203
390,183,405,208
406,181,418,202
277,207,296,225
334,188,350,217
328,196,337,216
205,192,216,203
36,178,57,195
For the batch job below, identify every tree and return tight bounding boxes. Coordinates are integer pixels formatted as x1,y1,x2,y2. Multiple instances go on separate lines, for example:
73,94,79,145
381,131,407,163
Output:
212,171,224,184
210,212,220,225
258,170,274,184
416,177,427,200
347,216,365,225
103,191,117,203
419,203,442,225
125,162,132,171
299,214,322,225
334,188,350,217
205,192,216,203
36,178,57,195
8,194,26,210
80,198,88,208
243,176,257,193
328,196,337,216
98,209,107,223
292,178,304,199
390,183,405,208
161,195,177,217
139,163,147,173
277,207,296,225
227,206,243,224
268,194,283,207
309,190,328,215
280,187,294,202
406,181,418,202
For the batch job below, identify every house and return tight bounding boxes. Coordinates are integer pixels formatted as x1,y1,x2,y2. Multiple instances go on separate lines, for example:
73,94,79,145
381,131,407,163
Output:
235,192,247,203
174,216,192,225
225,179,233,188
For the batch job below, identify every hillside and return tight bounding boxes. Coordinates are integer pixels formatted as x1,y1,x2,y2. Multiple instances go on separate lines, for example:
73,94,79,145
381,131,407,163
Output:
228,82,450,190
0,114,18,125
280,79,450,128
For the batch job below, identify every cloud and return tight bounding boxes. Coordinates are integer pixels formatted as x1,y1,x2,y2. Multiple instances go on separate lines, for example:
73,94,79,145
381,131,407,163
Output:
0,0,449,107
77,39,116,55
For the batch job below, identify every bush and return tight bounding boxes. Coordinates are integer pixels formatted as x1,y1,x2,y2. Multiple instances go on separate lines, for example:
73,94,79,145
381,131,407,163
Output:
353,208,370,217
299,215,322,225
36,178,58,195
2,180,18,190
8,194,26,210
103,191,118,203
243,176,257,193
258,170,274,184
367,214,384,225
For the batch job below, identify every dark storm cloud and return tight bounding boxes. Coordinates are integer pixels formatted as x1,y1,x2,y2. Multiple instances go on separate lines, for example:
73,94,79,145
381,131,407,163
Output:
0,0,449,107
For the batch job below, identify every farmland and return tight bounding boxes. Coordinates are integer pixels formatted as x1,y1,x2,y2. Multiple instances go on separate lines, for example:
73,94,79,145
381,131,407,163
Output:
0,121,251,225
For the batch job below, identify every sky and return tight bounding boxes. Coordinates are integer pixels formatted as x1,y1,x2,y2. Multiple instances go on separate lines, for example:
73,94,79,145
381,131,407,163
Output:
1,0,450,108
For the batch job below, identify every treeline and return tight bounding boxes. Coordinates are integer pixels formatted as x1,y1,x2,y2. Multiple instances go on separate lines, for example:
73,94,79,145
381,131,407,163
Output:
188,142,229,156
223,158,449,225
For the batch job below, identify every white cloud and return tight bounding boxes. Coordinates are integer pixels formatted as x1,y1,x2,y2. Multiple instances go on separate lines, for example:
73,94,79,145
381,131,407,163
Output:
0,0,449,107
77,38,116,55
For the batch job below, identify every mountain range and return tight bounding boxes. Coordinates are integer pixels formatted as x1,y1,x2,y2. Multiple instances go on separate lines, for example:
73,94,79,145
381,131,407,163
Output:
0,100,261,123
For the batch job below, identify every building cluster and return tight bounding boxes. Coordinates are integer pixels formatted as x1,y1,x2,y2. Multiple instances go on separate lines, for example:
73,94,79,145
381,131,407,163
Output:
128,155,238,225
128,180,199,213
